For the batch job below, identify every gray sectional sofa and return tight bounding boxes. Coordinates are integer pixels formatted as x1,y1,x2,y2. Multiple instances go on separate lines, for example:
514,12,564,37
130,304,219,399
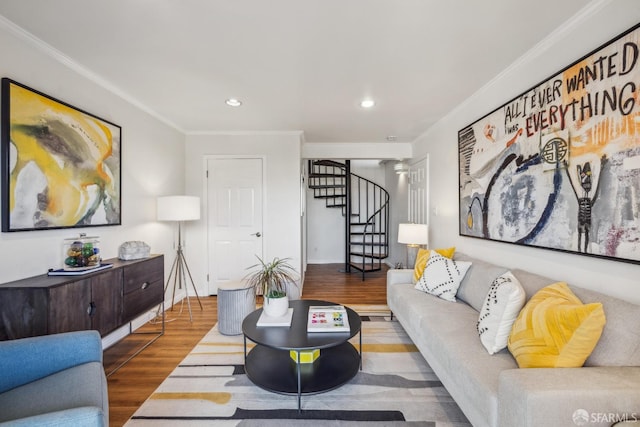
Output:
387,252,640,427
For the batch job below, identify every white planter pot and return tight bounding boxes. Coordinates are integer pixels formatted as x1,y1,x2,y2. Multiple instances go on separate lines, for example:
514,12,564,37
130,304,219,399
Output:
263,294,289,317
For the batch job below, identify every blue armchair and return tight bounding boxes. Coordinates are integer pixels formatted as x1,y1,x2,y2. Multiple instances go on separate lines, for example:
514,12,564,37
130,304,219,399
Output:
0,331,108,426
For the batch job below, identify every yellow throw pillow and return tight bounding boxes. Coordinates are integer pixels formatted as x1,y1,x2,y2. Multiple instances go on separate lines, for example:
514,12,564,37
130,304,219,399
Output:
412,247,455,283
507,282,606,368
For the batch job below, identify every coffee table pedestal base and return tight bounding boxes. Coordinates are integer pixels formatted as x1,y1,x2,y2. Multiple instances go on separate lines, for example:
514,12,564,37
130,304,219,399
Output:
245,342,360,410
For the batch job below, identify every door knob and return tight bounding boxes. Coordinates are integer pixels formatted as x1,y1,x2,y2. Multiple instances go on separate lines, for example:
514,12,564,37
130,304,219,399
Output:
251,232,262,237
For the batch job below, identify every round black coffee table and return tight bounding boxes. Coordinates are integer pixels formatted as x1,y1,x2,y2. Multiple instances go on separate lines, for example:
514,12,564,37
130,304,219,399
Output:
242,299,362,411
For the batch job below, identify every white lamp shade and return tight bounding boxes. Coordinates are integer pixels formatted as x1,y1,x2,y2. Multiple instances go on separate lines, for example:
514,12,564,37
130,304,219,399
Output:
157,196,201,221
398,223,429,245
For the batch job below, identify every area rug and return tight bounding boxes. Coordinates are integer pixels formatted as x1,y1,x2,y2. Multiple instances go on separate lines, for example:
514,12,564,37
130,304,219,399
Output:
126,304,470,426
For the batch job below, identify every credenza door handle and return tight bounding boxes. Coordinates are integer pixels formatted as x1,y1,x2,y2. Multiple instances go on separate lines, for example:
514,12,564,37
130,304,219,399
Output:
141,282,149,290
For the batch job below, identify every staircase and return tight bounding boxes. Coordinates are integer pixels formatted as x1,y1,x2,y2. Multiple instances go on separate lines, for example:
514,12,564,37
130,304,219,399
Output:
308,160,389,280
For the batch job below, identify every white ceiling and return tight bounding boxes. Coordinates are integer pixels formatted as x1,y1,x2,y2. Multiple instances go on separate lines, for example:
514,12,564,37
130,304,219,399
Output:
0,0,589,143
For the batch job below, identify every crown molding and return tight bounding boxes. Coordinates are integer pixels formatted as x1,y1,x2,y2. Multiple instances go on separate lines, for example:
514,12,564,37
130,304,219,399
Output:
0,14,185,133
186,130,304,137
433,0,613,133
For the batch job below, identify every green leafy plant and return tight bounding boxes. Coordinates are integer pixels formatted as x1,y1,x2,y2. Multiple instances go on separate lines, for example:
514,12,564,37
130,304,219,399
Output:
245,256,298,298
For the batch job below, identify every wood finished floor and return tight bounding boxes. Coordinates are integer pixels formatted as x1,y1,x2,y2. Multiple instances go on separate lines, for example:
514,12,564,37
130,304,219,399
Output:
104,263,389,426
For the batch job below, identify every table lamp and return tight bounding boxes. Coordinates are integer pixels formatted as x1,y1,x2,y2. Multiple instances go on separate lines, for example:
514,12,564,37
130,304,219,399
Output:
157,195,203,321
398,223,429,269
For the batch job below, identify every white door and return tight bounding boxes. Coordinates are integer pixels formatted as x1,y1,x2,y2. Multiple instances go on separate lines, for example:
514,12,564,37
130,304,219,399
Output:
207,157,263,295
408,157,429,224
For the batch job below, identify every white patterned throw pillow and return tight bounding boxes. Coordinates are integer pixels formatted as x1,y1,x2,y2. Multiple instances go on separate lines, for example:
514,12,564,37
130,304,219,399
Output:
477,271,526,355
414,252,472,302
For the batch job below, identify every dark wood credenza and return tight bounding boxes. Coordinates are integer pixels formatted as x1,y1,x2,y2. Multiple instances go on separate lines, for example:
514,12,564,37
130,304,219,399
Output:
0,255,164,344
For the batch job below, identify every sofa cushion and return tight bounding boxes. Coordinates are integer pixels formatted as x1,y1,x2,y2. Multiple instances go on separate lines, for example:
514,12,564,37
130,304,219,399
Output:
0,362,108,424
0,330,103,394
387,284,518,425
415,253,471,302
412,247,456,283
0,407,104,426
509,268,557,300
415,298,518,427
477,271,526,355
388,283,462,350
508,282,606,368
455,253,507,312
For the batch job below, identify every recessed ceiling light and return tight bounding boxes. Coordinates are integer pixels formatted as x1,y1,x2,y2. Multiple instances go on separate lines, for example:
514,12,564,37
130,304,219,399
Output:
386,135,397,141
360,99,375,108
394,161,409,174
225,98,242,107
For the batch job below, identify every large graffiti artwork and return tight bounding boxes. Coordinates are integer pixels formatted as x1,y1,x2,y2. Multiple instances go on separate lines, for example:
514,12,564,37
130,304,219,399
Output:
459,23,640,264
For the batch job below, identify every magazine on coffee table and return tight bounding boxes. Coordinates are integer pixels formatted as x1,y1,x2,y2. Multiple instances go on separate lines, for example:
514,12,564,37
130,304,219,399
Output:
307,305,350,332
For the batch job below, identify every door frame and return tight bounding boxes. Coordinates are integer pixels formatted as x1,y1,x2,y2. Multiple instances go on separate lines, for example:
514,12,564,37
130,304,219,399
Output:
203,154,267,295
408,155,430,225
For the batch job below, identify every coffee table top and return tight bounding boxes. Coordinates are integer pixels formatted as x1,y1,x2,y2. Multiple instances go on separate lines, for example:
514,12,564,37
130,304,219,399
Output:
242,299,361,351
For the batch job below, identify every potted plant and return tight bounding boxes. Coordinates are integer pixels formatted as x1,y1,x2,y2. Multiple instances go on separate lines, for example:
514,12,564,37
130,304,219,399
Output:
245,256,299,317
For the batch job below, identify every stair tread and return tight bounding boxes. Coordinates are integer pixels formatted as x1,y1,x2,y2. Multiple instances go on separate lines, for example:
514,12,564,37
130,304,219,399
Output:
309,184,345,189
350,231,386,235
350,242,387,246
309,173,346,178
313,160,345,168
350,252,388,259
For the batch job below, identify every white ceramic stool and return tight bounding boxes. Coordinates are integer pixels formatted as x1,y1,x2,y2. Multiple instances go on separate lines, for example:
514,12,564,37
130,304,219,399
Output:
217,281,255,335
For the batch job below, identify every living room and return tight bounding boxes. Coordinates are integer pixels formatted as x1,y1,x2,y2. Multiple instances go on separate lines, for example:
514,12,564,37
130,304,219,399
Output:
0,0,637,308
0,1,639,426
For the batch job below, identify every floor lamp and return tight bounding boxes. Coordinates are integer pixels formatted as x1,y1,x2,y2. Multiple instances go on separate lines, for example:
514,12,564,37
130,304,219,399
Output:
398,223,429,269
157,195,203,322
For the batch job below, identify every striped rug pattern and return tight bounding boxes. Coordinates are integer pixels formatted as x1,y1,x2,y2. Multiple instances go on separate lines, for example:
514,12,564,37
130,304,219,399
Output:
126,305,470,426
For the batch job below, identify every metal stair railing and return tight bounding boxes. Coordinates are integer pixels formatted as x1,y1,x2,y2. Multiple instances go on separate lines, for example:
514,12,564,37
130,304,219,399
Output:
307,159,390,280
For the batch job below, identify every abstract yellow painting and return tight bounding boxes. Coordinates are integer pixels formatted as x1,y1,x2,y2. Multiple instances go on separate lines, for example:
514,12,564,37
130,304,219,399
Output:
1,79,121,231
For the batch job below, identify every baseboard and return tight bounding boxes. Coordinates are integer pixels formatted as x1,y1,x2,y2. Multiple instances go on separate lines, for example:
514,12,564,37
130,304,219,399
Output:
307,259,343,264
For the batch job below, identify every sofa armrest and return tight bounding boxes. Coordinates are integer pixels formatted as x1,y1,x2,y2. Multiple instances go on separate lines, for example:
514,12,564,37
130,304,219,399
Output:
387,269,414,287
498,367,640,427
0,331,103,393
0,406,104,426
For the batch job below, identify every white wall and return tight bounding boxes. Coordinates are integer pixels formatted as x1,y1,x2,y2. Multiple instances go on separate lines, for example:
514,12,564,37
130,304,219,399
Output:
386,161,410,267
0,23,185,285
185,133,303,295
413,0,640,304
303,142,412,160
306,186,344,263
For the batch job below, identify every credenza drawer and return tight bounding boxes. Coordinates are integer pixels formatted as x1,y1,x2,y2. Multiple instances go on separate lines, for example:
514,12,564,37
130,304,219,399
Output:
123,256,164,295
122,278,164,322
